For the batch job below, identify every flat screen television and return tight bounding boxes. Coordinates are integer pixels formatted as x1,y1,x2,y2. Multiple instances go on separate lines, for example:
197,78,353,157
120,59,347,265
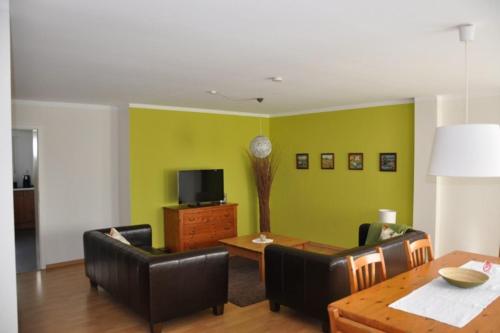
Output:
178,169,224,205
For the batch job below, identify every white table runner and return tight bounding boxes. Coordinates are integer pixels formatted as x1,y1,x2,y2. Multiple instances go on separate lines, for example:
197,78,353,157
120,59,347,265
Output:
389,260,500,328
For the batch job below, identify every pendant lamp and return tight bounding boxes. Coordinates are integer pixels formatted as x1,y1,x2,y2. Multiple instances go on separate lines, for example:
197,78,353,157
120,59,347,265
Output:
249,119,272,158
429,24,500,177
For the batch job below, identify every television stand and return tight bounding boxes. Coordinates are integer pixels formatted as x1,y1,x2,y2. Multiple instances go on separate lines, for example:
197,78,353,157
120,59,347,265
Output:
187,201,224,208
163,203,238,252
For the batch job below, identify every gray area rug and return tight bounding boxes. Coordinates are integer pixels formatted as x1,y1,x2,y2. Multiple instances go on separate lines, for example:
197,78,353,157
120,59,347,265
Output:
228,256,266,307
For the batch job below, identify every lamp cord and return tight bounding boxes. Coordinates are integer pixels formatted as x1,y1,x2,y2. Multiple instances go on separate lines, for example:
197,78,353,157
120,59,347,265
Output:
465,40,469,124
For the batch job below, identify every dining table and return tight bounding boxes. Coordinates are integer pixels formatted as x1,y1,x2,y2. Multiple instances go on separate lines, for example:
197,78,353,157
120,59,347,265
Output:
329,250,500,332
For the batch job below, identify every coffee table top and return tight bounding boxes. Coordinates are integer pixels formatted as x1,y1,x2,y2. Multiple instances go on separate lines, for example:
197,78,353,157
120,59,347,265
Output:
219,232,307,254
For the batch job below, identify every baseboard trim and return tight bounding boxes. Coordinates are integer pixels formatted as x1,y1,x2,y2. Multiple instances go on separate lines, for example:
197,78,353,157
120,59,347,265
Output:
46,259,84,270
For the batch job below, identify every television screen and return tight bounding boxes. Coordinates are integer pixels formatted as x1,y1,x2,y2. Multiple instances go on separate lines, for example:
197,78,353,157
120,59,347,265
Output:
178,169,224,205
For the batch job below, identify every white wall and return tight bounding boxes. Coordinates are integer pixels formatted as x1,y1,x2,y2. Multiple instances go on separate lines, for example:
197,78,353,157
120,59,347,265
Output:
12,129,34,186
117,104,131,225
0,0,19,331
414,95,500,257
12,100,126,267
413,97,438,249
436,95,500,256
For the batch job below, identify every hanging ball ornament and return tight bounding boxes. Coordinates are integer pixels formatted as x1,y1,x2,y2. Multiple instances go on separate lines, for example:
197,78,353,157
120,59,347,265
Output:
250,135,272,158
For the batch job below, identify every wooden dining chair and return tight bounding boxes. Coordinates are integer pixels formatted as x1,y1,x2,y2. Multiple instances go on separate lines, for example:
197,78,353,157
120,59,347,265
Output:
328,306,385,333
404,233,434,269
346,247,387,294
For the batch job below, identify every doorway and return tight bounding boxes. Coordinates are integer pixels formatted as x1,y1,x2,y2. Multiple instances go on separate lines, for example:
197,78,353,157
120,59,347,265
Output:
12,128,39,273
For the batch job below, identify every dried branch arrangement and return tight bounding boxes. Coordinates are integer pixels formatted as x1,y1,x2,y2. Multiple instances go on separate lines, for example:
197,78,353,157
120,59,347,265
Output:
248,152,279,232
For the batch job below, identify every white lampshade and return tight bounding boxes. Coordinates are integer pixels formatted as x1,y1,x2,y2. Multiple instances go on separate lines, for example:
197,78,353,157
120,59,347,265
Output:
378,209,396,224
429,124,500,177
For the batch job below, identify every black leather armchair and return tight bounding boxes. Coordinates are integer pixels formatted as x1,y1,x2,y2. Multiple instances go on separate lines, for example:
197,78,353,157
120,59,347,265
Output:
83,224,228,333
265,224,426,332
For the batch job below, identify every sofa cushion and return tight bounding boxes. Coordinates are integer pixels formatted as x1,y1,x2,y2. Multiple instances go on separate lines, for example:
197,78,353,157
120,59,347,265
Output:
365,223,409,245
379,225,405,241
107,227,131,245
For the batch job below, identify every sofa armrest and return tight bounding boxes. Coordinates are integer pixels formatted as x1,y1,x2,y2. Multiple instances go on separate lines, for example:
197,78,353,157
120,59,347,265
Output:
147,246,229,324
265,245,349,322
90,224,153,247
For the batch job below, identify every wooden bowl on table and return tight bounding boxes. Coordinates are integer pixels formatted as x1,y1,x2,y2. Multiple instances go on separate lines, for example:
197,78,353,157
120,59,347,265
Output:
438,267,489,288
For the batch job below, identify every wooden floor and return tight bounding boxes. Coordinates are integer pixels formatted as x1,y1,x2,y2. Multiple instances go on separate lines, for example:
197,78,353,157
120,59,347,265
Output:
17,264,322,333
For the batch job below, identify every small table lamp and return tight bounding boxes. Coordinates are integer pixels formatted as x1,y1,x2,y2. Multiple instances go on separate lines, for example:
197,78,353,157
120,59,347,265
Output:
378,209,396,224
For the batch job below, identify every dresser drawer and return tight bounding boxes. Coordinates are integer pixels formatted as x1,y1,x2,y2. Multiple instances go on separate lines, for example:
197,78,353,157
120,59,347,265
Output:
183,223,214,236
213,220,234,231
210,209,233,221
184,232,216,243
214,228,236,240
164,204,237,251
183,239,220,250
182,212,210,224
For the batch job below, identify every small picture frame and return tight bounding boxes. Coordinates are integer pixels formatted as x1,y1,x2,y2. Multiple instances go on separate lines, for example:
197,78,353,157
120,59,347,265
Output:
296,153,309,169
348,153,364,170
380,153,397,172
321,153,335,169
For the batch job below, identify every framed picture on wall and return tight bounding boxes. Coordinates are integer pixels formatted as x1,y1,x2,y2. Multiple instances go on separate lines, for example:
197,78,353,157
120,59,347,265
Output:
380,153,397,172
296,153,309,169
321,153,335,169
348,153,364,170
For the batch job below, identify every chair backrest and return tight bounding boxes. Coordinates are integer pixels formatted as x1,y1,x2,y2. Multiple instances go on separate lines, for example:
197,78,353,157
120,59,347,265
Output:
346,247,387,294
328,307,385,333
404,233,434,269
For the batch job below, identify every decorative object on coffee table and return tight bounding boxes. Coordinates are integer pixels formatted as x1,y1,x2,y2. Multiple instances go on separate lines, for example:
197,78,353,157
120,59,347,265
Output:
296,153,309,169
248,140,278,233
380,152,397,172
348,153,363,170
321,153,334,169
252,233,273,244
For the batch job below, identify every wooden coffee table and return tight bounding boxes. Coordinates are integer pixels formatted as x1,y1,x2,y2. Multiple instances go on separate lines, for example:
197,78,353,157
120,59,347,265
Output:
219,232,308,281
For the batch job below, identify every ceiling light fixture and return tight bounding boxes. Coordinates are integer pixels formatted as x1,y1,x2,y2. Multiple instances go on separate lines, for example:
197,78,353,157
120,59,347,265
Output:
206,90,264,104
270,76,283,82
429,24,500,177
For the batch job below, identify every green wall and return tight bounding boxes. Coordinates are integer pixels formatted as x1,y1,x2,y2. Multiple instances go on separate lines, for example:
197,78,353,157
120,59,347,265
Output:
130,108,269,247
129,103,414,249
269,104,414,248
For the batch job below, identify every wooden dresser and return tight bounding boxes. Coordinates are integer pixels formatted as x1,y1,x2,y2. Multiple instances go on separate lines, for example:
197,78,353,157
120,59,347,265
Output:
14,188,36,229
163,203,238,252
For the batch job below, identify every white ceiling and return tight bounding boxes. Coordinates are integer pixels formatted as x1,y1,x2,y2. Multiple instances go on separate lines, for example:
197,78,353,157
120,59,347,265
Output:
10,0,500,115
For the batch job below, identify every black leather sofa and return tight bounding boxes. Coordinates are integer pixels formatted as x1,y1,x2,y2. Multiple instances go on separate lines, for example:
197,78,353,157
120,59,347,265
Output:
265,223,426,332
83,224,228,333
